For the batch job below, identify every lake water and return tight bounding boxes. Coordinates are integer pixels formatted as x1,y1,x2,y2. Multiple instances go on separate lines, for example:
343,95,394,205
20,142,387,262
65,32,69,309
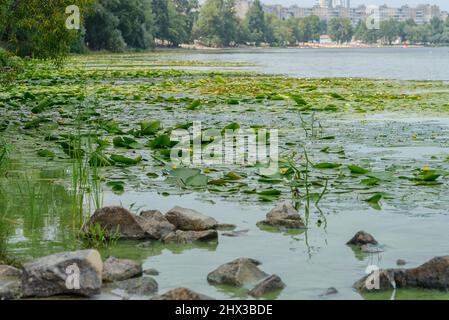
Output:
171,47,449,80
3,50,449,300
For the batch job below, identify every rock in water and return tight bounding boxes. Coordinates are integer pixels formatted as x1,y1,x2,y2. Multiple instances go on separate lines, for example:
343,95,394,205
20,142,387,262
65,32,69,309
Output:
353,269,397,292
21,250,102,298
0,265,23,300
162,230,218,244
165,206,218,231
207,258,268,287
102,257,142,282
354,256,449,292
143,268,160,276
258,202,305,229
153,288,213,300
347,231,378,246
324,287,339,296
248,274,286,297
113,276,158,296
84,206,173,240
397,259,407,266
139,210,176,239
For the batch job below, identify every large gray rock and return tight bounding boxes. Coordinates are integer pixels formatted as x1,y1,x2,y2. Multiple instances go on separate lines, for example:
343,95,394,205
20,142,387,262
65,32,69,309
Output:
248,274,286,297
258,202,305,229
153,287,213,300
207,258,268,287
162,230,218,244
354,256,449,292
102,257,142,282
21,250,103,297
84,206,173,240
140,210,176,239
347,231,378,246
0,265,23,300
165,206,218,231
112,276,158,296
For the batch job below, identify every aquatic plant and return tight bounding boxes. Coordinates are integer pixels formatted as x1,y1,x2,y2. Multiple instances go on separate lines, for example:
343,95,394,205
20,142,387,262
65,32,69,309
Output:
79,223,120,249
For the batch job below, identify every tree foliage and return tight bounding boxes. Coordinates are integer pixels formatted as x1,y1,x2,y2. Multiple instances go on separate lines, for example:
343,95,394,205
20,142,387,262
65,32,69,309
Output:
0,0,94,63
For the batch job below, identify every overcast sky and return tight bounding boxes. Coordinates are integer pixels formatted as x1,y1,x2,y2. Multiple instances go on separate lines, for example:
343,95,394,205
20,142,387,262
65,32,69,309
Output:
260,1,449,10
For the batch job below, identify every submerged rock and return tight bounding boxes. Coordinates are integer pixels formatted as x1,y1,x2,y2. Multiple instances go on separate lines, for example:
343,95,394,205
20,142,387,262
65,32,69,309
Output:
207,258,268,287
21,249,103,298
153,287,213,300
258,202,305,229
347,231,378,246
143,268,160,276
323,287,339,296
162,230,218,244
84,206,174,240
222,229,249,237
165,206,218,231
0,265,23,300
397,259,407,266
248,274,286,297
112,276,158,296
361,244,383,254
354,256,449,292
102,257,142,282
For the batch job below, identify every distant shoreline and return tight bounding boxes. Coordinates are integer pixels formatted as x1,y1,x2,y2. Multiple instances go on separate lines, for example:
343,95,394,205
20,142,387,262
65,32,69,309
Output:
178,43,426,50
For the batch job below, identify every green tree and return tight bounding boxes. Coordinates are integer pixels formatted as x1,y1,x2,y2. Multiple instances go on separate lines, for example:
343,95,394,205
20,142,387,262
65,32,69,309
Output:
380,20,399,45
1,0,94,63
328,17,354,44
354,20,379,43
193,0,239,47
245,0,266,44
152,0,170,42
84,0,126,52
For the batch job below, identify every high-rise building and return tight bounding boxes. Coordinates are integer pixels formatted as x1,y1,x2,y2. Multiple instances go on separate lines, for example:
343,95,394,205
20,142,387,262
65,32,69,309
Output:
317,0,332,9
332,0,350,8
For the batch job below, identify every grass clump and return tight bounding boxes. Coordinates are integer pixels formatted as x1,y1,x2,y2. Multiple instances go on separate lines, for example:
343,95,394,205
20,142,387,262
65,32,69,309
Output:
79,223,120,249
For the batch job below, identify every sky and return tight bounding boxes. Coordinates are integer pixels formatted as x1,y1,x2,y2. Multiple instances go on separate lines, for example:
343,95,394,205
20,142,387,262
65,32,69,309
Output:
260,0,449,11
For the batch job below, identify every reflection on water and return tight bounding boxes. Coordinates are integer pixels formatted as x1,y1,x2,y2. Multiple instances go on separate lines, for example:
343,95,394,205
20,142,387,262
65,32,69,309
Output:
0,170,81,260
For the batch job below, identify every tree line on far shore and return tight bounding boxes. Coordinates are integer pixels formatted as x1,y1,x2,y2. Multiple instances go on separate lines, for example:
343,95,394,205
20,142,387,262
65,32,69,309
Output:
1,0,449,63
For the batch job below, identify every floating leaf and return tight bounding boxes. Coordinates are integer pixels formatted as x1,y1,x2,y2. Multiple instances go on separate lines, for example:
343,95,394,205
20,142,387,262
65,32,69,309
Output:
113,136,142,149
364,193,384,210
224,171,243,181
185,174,208,187
348,165,369,174
314,163,341,169
37,149,55,158
187,100,201,110
106,181,125,195
110,154,142,166
290,94,308,106
140,121,160,136
148,134,172,149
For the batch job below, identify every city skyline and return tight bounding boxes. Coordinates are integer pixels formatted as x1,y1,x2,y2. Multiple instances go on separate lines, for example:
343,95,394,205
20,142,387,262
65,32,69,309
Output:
261,0,449,10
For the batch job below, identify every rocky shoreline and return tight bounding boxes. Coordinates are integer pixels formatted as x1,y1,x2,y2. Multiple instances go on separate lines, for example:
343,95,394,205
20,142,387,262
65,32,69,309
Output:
1,203,448,300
